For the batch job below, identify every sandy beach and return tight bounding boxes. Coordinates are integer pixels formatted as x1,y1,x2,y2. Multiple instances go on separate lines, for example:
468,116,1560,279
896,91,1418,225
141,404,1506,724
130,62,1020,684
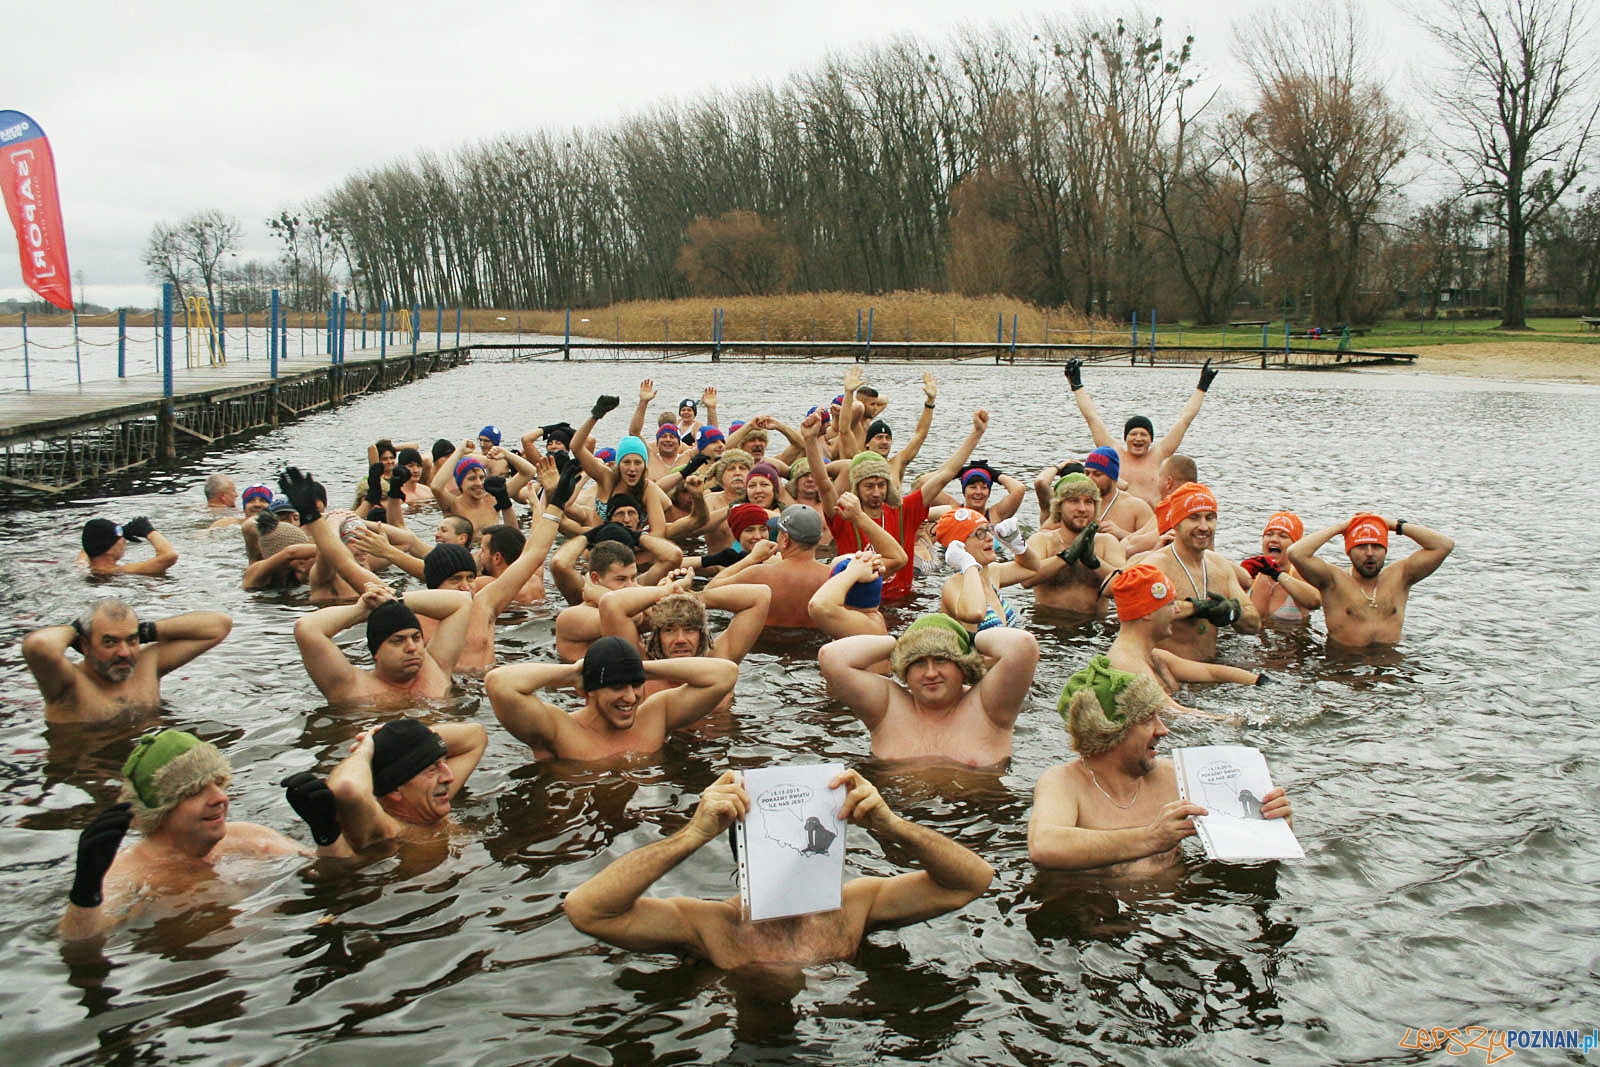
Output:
1384,341,1600,385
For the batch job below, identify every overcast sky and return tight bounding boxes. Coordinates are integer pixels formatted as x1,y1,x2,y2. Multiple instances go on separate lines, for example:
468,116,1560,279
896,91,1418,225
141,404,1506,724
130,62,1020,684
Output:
3,0,1426,309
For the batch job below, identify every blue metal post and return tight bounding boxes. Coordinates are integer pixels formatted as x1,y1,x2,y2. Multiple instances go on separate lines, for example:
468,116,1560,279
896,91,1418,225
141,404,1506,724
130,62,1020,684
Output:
1150,309,1157,353
73,310,82,384
360,310,367,351
856,308,862,342
270,289,280,378
1011,313,1019,355
865,307,874,360
243,308,249,361
1131,311,1139,346
996,313,1004,346
1284,318,1291,356
435,303,442,350
1261,323,1268,349
411,302,421,355
218,303,227,363
117,309,127,377
563,308,571,360
454,306,461,349
379,302,388,361
329,294,338,361
20,310,29,391
162,284,174,397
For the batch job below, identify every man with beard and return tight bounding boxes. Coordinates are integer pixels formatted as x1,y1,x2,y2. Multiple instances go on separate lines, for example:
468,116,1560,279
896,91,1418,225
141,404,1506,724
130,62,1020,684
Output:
1286,513,1453,646
1022,472,1128,613
1140,482,1260,661
486,636,738,760
294,583,474,706
563,768,993,967
1065,358,1216,508
317,718,487,850
1028,660,1292,870
23,599,233,724
59,729,329,940
1082,447,1157,549
818,613,1039,767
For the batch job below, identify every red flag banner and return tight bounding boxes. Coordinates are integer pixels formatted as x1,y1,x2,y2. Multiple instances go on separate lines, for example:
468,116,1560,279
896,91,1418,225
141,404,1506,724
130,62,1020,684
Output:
0,111,72,310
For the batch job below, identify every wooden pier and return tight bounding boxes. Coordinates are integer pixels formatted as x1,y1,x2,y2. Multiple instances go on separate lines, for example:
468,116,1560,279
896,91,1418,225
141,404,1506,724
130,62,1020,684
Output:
0,343,469,501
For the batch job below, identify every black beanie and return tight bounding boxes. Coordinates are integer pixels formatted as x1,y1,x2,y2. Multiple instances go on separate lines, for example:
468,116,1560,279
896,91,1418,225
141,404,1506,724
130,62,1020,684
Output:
583,636,646,691
366,599,422,654
866,419,892,441
1124,415,1155,437
82,518,122,558
606,492,643,518
424,543,477,589
587,522,639,550
370,718,448,795
432,438,455,463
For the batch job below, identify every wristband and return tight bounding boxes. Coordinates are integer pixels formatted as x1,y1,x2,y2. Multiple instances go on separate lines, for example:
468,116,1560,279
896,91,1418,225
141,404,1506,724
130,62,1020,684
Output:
924,402,935,409
1395,520,1405,536
138,621,158,643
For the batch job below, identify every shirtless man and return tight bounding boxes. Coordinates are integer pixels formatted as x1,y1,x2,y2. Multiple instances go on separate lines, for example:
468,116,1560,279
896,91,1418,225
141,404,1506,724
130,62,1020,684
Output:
1023,473,1128,613
59,730,323,940
1242,511,1322,624
294,584,473,706
563,768,993,967
1105,565,1264,715
1066,357,1215,507
807,550,889,639
818,613,1040,767
319,719,488,850
1140,482,1260,661
850,371,938,487
1029,663,1291,870
23,599,232,724
1286,513,1454,646
599,577,769,671
79,516,178,576
203,474,237,511
486,636,738,760
1083,448,1157,547
431,448,514,533
554,538,646,661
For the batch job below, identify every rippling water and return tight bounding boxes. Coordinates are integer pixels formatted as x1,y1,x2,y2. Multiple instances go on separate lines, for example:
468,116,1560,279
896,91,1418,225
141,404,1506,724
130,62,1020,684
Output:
2,356,1598,1065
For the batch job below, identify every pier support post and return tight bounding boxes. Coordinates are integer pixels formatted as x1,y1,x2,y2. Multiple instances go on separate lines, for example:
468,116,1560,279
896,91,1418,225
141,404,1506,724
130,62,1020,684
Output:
117,309,127,378
864,307,873,363
564,308,571,361
269,289,280,379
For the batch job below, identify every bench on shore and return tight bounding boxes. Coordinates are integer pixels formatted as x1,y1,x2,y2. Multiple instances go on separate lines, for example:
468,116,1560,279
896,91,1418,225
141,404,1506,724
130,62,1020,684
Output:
1580,316,1600,332
1229,319,1270,328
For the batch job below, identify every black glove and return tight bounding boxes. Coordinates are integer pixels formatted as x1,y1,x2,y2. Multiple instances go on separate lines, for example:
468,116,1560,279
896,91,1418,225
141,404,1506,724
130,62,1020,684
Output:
591,394,620,419
586,521,639,550
70,618,85,653
540,421,573,440
365,463,385,506
1254,672,1273,686
121,516,154,542
680,452,711,478
1188,593,1241,626
1241,554,1282,580
548,461,583,510
278,467,325,524
1059,521,1099,568
69,802,132,908
485,475,513,511
281,772,342,847
1197,358,1218,392
387,468,411,500
137,620,158,643
1064,358,1084,391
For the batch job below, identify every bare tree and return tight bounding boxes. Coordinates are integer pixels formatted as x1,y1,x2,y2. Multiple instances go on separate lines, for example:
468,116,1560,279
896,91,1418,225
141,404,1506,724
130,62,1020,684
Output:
142,222,190,305
1416,0,1599,327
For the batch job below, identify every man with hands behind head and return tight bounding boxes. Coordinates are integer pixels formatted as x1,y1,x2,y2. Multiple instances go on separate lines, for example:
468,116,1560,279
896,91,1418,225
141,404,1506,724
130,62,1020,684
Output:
562,768,994,967
318,718,487,851
294,583,474,706
1286,513,1453,646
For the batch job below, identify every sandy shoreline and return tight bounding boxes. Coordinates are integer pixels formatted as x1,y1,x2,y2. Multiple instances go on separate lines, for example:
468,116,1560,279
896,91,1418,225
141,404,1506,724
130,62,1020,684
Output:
1380,341,1600,385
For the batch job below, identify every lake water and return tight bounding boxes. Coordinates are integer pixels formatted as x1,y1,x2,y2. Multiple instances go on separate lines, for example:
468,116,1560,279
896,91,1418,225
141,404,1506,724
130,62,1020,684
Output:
1,356,1597,1065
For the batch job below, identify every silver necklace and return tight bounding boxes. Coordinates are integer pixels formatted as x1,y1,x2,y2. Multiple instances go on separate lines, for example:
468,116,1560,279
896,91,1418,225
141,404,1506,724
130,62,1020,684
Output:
1170,545,1209,634
1083,764,1141,809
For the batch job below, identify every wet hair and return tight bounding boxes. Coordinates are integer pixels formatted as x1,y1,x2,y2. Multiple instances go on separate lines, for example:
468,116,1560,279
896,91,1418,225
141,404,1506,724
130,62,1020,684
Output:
645,593,711,658
482,523,525,564
439,515,474,542
398,447,423,467
1162,454,1198,484
375,438,396,457
588,540,636,577
203,473,232,499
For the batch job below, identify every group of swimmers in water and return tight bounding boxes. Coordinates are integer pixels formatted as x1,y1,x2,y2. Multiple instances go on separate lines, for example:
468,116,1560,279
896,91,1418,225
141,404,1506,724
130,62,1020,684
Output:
32,360,1453,965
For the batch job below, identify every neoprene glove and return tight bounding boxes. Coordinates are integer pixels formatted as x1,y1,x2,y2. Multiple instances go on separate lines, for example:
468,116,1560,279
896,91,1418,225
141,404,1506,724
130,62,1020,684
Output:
1189,593,1241,626
138,621,158,643
281,772,342,847
945,541,980,572
1059,521,1099,567
69,802,132,908
365,463,386,506
484,475,513,511
1254,672,1273,686
121,516,154,542
548,462,582,509
1064,358,1084,391
1198,358,1218,392
279,467,325,524
387,468,411,500
591,395,620,419
680,453,711,478
1241,554,1282,580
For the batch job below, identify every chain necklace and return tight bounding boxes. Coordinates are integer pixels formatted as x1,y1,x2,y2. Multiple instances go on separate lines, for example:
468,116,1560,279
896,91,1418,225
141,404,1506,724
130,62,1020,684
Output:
1355,574,1380,608
1083,763,1142,809
1170,545,1209,634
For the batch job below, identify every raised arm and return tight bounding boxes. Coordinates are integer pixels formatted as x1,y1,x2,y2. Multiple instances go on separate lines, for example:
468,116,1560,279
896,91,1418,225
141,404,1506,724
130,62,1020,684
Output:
21,624,79,705
628,378,656,437
817,634,899,730
1284,524,1345,591
475,492,563,621
647,656,741,729
917,409,989,507
1065,361,1117,447
972,626,1040,728
1153,363,1215,460
807,552,883,638
702,582,771,662
326,730,398,850
703,534,779,589
598,577,689,650
149,611,233,675
839,491,908,573
405,589,474,675
1394,519,1454,585
485,660,585,750
294,594,376,698
837,771,994,926
349,527,425,581
435,722,487,800
888,374,938,481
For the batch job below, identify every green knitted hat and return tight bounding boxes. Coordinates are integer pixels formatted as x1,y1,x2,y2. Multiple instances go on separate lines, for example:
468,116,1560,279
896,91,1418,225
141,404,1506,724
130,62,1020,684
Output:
117,729,232,832
889,612,984,684
1057,655,1167,757
848,451,900,505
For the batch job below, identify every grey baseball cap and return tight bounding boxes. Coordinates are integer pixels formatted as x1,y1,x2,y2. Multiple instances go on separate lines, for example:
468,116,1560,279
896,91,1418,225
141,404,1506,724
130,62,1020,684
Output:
777,504,823,546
